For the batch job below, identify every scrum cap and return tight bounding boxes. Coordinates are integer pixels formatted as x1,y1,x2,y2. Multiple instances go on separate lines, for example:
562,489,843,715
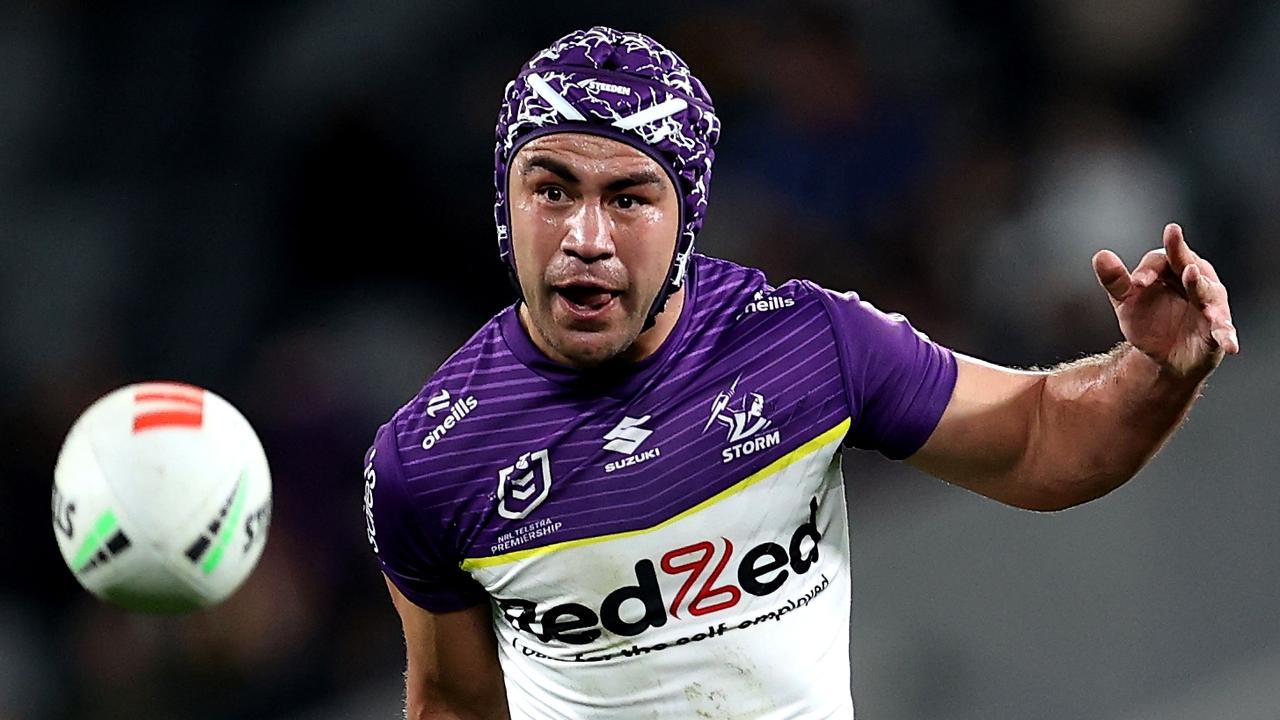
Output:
493,26,720,327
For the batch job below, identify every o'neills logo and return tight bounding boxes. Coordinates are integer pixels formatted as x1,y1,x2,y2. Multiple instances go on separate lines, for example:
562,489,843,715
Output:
496,497,822,645
741,292,795,316
422,394,479,450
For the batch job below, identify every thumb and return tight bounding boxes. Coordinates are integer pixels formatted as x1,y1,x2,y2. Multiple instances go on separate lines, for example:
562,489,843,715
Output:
1093,250,1132,303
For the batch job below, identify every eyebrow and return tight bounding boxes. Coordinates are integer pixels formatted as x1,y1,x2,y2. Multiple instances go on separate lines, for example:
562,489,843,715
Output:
522,155,665,192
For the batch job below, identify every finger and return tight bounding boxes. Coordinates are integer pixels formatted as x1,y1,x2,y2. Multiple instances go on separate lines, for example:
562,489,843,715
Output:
1195,256,1222,284
1214,327,1242,354
1184,265,1241,355
1184,263,1230,313
1163,223,1199,278
1131,248,1171,288
1210,320,1241,354
1184,263,1210,308
1092,250,1132,302
1163,223,1227,285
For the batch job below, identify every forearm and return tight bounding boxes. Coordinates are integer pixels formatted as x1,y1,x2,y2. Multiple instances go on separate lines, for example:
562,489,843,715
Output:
408,697,508,720
406,670,510,720
1023,342,1207,508
404,656,510,720
407,704,472,720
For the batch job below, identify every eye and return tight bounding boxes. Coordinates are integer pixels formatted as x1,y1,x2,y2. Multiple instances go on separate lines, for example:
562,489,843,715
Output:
613,195,645,210
537,185,568,203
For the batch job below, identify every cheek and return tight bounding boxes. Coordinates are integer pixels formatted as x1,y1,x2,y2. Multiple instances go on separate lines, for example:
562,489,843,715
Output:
510,201,561,273
632,206,680,274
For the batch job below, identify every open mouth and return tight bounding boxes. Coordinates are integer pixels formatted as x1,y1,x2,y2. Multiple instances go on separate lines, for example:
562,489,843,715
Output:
554,283,621,312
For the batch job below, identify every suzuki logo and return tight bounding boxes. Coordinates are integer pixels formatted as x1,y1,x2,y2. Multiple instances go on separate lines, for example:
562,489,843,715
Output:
603,415,652,455
498,449,553,520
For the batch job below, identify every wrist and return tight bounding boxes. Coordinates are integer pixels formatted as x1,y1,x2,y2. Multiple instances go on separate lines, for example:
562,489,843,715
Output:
1125,343,1214,391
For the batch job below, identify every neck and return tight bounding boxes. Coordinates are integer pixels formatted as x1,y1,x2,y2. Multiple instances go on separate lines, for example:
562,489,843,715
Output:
621,286,685,363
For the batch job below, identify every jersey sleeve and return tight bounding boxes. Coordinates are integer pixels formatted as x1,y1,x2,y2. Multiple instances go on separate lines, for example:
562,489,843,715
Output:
364,422,488,612
813,286,958,459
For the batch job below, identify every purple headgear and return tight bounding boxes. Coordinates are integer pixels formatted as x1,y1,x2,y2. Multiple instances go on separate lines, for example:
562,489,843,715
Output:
493,26,721,327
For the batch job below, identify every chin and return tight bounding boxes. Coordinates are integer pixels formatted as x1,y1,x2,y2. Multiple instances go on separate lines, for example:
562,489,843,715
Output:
525,300,647,368
553,313,658,365
554,332,634,369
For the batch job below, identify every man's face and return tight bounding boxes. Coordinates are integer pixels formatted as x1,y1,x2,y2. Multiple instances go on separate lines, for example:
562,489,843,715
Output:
508,133,681,368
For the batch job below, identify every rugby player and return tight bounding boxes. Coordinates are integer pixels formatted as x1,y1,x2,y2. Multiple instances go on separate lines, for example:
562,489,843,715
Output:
363,26,1238,720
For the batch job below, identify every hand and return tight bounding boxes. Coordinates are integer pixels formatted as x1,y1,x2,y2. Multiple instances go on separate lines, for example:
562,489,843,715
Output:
1092,223,1240,378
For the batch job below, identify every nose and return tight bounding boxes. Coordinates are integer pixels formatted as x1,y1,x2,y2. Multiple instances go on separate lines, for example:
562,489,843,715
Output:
561,200,614,263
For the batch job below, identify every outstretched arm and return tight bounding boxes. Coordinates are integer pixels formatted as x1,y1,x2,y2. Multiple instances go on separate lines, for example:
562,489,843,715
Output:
909,224,1239,511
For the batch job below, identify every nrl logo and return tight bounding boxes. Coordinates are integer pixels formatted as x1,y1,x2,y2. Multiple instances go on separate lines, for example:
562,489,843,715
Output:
498,449,553,520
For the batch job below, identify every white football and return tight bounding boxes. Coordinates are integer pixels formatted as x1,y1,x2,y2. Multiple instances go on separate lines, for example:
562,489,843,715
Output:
52,382,272,613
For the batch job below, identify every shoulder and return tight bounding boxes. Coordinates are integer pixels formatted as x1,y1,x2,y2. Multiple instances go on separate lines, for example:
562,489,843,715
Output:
686,255,933,351
690,254,768,298
688,254,830,331
370,306,528,485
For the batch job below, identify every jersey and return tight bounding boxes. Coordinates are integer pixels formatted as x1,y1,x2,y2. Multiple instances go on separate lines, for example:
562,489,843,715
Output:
363,254,957,719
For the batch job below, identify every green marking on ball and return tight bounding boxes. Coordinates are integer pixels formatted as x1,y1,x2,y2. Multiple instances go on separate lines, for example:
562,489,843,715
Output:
202,468,249,575
72,509,119,573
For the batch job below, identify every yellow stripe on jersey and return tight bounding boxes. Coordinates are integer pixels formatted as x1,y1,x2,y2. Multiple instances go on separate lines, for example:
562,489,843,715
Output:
460,417,850,571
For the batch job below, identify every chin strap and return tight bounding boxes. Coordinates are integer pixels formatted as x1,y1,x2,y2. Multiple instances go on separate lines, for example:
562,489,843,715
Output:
640,249,691,331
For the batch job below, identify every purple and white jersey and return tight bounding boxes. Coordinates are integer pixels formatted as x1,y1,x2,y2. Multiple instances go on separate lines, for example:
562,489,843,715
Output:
364,254,956,719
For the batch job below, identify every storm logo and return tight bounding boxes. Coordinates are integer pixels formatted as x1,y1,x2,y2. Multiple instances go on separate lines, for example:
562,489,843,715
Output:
705,375,781,462
704,375,770,443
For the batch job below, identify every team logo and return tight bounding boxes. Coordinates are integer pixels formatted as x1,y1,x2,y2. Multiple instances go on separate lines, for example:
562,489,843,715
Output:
705,375,782,463
603,415,661,473
705,375,770,442
498,449,553,520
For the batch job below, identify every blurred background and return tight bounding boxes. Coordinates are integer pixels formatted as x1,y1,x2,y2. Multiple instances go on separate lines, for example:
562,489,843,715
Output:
2,1,1278,718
